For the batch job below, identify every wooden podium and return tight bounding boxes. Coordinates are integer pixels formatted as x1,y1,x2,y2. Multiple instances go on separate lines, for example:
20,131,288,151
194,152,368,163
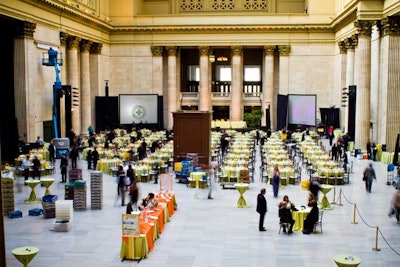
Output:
173,111,211,166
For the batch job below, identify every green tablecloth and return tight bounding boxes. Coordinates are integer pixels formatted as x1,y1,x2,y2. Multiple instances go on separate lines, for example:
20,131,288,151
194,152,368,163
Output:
319,184,333,210
40,178,55,196
24,180,41,203
12,246,39,267
332,254,361,267
234,183,249,208
291,208,311,231
120,235,148,260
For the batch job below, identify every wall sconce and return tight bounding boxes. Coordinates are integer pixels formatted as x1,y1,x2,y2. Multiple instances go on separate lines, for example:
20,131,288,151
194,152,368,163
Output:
209,55,215,63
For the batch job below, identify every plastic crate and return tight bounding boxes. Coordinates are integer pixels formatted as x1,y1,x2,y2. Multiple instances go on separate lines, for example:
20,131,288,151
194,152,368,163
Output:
42,194,58,203
8,210,22,219
29,208,43,216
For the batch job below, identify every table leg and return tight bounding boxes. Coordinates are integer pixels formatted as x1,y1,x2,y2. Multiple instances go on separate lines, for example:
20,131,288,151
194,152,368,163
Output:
236,193,249,208
320,194,333,210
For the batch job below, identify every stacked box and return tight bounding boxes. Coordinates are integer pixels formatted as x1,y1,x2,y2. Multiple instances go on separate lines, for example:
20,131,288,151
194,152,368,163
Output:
54,200,73,232
73,180,87,211
42,195,58,219
8,210,22,219
2,177,14,215
90,171,103,210
69,168,82,183
29,208,43,216
64,183,74,200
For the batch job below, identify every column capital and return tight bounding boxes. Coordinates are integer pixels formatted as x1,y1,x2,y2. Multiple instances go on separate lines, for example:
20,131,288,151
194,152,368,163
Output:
344,35,358,50
151,46,164,56
231,45,243,56
60,32,69,46
338,41,347,53
67,36,81,50
90,42,103,54
354,20,374,37
15,21,36,38
166,46,177,56
381,16,400,36
263,45,275,56
198,46,210,56
80,39,93,53
277,45,291,56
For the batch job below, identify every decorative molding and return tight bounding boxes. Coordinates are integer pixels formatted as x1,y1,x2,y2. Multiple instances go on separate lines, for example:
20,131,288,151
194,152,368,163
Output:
80,39,93,53
166,46,177,56
67,36,81,50
338,41,347,54
15,21,36,38
277,45,291,56
381,16,400,36
344,35,358,50
60,32,69,46
263,45,275,56
151,46,164,56
354,20,374,37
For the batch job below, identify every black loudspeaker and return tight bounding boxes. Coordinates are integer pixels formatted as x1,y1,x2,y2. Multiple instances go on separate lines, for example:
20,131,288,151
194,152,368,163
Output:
265,108,271,129
347,85,357,142
95,96,119,131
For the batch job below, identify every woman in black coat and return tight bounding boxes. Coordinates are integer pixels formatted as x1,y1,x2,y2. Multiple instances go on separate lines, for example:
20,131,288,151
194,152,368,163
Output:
303,199,319,234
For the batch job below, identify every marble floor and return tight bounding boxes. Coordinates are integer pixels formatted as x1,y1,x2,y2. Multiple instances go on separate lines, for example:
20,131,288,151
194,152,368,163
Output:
4,139,400,267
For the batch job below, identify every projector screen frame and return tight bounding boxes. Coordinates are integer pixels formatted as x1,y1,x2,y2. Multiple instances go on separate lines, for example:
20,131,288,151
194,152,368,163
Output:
119,94,159,125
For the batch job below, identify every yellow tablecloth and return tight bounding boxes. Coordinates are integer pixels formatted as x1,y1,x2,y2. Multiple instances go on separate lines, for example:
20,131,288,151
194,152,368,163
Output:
96,159,122,174
40,178,55,196
12,246,39,267
319,184,334,210
189,171,207,189
24,180,41,203
332,254,361,267
234,183,249,208
291,207,311,231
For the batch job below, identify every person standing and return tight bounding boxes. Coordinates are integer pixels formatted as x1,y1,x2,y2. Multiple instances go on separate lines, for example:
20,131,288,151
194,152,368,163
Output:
327,125,335,146
126,164,135,184
32,155,41,179
60,155,68,183
272,164,280,198
22,156,31,183
69,146,79,169
388,187,400,223
256,188,267,231
36,136,44,148
363,163,376,193
129,181,139,211
117,165,126,206
48,140,55,163
92,147,99,170
86,149,92,170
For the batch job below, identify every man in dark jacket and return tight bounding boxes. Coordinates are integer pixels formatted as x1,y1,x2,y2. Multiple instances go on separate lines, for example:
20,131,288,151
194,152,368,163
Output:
256,188,267,231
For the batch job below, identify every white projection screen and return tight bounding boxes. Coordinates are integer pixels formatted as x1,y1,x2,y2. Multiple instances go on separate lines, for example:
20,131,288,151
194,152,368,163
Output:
119,94,158,124
287,94,316,126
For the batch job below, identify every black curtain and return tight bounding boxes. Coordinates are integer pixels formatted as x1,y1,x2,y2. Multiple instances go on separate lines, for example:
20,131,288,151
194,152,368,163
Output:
320,108,340,130
393,133,399,166
277,94,288,131
265,108,271,130
95,96,119,132
347,85,357,142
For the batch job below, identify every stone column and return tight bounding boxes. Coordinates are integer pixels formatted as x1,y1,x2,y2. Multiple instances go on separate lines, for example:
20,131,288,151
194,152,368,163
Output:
380,16,400,151
345,36,357,87
13,21,36,142
80,39,92,135
338,41,348,132
230,45,243,121
90,42,103,131
278,45,291,96
166,46,177,129
263,45,275,129
354,20,373,150
151,46,164,96
67,36,81,135
198,46,210,111
59,32,69,137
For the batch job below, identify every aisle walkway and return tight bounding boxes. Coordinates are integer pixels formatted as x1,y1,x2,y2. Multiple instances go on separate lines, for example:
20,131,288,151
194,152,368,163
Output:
4,140,400,267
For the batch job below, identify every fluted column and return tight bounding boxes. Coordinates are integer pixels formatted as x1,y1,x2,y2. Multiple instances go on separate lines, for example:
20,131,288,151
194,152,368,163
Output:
67,36,81,134
278,45,291,96
166,46,177,129
380,16,400,151
338,41,348,132
59,32,69,137
345,36,357,87
89,42,102,131
80,39,92,135
354,20,373,150
263,45,275,129
151,46,164,97
230,46,243,121
198,46,210,111
14,21,36,142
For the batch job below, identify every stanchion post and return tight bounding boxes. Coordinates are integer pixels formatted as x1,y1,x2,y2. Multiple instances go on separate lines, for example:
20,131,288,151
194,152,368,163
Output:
331,187,336,204
372,226,381,251
351,203,358,224
337,188,343,206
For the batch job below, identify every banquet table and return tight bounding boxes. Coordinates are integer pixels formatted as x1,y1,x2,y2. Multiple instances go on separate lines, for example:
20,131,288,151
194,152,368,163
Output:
189,171,207,188
12,246,39,267
40,178,55,196
319,184,334,210
332,254,361,267
291,207,311,231
24,180,41,203
234,183,250,208
96,159,122,174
